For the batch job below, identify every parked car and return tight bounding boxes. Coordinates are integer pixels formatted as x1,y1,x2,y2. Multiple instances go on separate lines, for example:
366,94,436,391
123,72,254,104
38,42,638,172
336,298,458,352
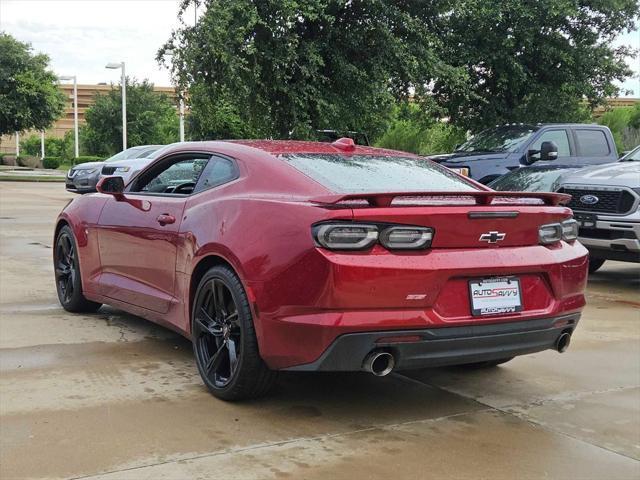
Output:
489,165,583,193
54,139,588,400
65,145,163,193
556,161,640,272
428,123,618,184
98,145,174,187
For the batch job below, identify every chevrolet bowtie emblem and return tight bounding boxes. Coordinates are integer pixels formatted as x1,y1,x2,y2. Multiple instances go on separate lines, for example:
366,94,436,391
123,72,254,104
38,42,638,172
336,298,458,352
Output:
479,231,506,243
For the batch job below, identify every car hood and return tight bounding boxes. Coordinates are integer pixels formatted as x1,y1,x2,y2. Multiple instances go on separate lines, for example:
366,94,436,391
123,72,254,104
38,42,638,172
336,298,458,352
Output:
71,162,104,171
559,162,640,188
426,152,509,164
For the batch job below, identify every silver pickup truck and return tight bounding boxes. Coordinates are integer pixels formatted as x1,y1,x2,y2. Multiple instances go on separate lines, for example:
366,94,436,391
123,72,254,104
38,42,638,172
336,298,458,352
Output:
556,146,640,272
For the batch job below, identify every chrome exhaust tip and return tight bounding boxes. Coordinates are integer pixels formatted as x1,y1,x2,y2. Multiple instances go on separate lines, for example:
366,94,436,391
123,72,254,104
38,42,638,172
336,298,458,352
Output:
556,332,572,353
363,351,395,377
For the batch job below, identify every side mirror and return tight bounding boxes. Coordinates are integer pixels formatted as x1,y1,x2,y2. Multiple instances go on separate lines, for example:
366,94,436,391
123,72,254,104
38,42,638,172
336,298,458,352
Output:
525,140,559,165
539,141,558,161
96,176,125,198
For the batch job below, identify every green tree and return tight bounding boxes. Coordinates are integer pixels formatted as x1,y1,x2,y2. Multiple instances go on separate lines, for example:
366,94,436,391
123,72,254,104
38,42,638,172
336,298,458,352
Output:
159,0,465,140
0,32,65,135
82,79,179,156
161,1,638,141
432,0,639,131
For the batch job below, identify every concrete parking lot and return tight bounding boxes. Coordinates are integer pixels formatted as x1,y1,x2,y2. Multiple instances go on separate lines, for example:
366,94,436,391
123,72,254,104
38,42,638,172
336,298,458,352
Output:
1,182,639,480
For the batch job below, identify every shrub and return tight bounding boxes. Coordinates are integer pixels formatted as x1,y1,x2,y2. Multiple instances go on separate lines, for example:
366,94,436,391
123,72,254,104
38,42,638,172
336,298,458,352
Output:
375,120,425,154
19,134,72,159
16,155,29,166
375,120,466,155
596,105,640,153
42,156,61,169
420,123,467,155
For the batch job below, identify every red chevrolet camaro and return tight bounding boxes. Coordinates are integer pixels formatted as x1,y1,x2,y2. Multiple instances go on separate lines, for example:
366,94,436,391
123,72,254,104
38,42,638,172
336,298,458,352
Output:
54,139,588,400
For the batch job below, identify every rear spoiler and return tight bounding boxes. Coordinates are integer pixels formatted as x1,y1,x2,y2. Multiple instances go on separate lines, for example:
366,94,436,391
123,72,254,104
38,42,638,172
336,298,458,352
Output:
311,191,571,208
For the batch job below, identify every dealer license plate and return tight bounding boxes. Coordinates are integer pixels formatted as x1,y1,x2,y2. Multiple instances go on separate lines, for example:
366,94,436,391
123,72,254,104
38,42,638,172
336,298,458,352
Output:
469,277,522,316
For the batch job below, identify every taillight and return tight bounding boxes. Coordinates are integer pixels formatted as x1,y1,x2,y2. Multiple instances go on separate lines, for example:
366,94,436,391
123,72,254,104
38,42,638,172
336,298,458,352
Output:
379,226,433,250
560,219,579,241
539,219,578,245
313,223,434,251
315,224,378,250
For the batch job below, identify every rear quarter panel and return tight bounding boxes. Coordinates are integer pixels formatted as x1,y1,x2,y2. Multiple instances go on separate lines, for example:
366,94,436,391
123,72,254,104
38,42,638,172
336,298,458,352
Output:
56,194,109,295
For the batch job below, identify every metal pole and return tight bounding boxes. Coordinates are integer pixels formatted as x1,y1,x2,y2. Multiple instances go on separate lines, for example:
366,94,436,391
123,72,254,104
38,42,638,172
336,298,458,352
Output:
73,76,79,158
179,97,185,142
15,132,19,157
41,131,45,159
121,62,127,150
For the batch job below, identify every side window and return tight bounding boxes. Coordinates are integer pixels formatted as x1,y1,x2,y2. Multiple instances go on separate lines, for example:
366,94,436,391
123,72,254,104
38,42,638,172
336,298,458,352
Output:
194,157,239,192
132,156,209,194
575,129,611,156
530,130,571,157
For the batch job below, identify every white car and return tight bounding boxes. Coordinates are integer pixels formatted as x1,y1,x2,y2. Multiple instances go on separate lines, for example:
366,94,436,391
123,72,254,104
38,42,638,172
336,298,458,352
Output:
99,145,173,186
66,145,163,193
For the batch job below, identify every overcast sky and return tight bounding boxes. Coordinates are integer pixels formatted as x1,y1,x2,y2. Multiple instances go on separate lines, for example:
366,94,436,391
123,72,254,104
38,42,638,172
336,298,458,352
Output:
1,0,639,95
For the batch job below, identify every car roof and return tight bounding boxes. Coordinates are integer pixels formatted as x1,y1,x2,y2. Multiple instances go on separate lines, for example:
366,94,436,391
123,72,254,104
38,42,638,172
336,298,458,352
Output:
158,140,416,158
227,140,413,156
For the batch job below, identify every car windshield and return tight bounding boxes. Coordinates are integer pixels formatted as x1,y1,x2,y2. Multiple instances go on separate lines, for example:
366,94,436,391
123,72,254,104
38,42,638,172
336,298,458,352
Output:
281,154,479,193
489,167,578,192
620,145,640,162
456,125,539,154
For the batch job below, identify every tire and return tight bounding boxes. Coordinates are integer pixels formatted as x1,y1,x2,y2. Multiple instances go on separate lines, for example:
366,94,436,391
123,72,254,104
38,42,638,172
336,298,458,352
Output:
459,357,514,369
191,265,276,401
54,225,102,313
588,258,606,273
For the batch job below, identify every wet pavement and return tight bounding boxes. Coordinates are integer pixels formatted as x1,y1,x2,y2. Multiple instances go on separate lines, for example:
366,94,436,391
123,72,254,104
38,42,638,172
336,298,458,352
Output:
1,182,639,480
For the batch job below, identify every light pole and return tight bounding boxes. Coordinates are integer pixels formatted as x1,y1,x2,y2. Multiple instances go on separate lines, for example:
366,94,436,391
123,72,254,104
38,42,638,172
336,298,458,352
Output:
58,75,79,159
179,98,185,142
41,131,45,159
15,132,19,157
105,62,126,150
163,49,185,142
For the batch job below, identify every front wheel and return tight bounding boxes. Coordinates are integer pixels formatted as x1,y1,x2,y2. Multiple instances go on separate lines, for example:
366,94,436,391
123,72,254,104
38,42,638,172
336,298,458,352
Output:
191,266,276,401
54,225,102,313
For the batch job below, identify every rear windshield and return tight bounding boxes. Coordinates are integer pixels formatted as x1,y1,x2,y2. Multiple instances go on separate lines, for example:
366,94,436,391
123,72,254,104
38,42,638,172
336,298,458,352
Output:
281,154,478,193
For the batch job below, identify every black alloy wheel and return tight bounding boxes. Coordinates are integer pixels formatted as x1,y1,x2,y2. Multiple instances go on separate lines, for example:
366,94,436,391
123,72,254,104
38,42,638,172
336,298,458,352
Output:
192,266,276,400
55,232,76,304
193,278,242,388
54,225,101,313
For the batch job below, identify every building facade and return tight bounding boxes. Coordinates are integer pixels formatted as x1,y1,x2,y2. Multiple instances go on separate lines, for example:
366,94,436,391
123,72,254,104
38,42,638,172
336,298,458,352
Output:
0,83,176,155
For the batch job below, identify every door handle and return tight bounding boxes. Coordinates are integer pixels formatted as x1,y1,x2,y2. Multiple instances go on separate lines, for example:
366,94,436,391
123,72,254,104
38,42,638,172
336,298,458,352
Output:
156,214,176,226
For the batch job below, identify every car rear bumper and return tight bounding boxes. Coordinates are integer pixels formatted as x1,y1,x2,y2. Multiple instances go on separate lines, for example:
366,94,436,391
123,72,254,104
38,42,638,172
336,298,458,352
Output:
285,313,580,371
253,242,588,370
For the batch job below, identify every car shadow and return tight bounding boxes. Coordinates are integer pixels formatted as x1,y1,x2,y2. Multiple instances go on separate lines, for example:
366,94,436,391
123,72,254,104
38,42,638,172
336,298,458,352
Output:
89,305,482,422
